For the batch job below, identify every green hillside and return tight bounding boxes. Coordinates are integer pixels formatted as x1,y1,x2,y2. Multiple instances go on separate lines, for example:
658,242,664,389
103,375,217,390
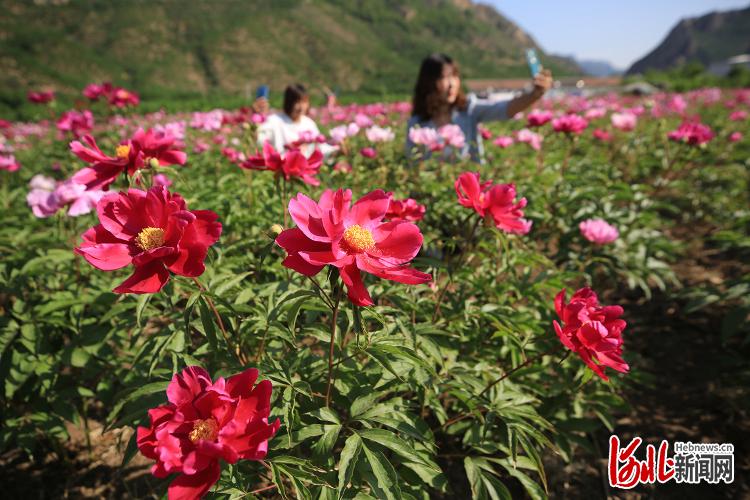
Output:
0,0,579,116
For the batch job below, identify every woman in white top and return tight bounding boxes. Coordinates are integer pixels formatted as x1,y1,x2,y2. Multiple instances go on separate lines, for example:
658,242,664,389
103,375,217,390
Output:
257,84,335,157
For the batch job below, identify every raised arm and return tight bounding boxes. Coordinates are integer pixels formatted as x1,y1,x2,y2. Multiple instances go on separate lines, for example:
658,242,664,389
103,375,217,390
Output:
506,69,553,118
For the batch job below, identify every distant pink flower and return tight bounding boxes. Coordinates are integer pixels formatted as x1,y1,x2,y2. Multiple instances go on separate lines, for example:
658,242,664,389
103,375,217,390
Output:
610,112,637,131
153,173,173,187
333,161,352,173
585,107,607,120
365,125,395,143
516,128,543,151
240,142,322,186
57,110,95,139
83,82,113,101
408,127,441,151
28,90,55,104
526,110,553,127
667,95,687,115
191,110,224,131
438,124,465,148
493,136,514,148
729,110,747,121
593,129,612,142
552,114,589,135
329,123,359,144
386,196,426,222
193,141,210,154
668,121,714,146
354,113,373,128
109,87,140,108
0,154,20,172
479,126,492,140
27,175,105,218
360,147,377,159
221,147,245,164
729,132,742,143
579,218,619,245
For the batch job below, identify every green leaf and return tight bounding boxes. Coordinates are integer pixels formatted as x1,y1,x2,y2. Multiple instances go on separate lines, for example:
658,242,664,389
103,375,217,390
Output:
359,428,435,469
361,442,401,500
337,433,362,499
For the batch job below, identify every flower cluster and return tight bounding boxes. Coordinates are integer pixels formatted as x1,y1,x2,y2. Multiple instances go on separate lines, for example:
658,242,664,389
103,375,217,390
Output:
668,121,714,146
240,142,323,186
71,128,187,190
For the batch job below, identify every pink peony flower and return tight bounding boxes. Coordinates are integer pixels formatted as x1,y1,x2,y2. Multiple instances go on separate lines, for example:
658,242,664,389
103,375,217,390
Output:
365,125,395,143
729,131,742,143
408,127,440,150
526,109,553,127
137,366,280,500
240,142,322,186
153,173,173,187
668,121,714,146
455,172,532,235
0,154,21,172
516,128,543,151
593,129,612,142
729,110,747,122
579,218,619,245
359,146,377,159
28,90,55,104
492,136,514,148
438,124,465,149
553,288,629,381
57,110,95,139
552,114,589,135
275,189,431,306
385,196,426,222
610,112,637,131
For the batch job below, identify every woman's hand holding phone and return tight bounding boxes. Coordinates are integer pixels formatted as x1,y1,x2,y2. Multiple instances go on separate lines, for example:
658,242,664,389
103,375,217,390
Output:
532,69,553,97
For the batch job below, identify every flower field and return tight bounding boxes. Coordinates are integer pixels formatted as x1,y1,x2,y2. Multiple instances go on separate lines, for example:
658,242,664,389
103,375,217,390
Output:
1,86,749,499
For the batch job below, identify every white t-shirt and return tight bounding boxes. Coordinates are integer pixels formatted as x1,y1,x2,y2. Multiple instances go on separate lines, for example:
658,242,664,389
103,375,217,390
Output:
257,113,335,157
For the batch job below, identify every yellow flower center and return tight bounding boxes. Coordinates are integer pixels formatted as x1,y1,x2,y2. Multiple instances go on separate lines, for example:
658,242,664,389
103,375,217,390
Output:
115,144,130,159
342,224,375,253
188,418,219,443
135,227,165,251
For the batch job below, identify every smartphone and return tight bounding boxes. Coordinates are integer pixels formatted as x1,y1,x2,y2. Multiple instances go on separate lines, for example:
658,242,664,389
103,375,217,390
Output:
255,85,269,100
526,49,541,77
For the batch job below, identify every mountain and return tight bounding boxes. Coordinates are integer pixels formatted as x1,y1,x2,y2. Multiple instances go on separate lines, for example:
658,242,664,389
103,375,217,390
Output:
577,59,622,77
0,0,580,110
627,5,750,75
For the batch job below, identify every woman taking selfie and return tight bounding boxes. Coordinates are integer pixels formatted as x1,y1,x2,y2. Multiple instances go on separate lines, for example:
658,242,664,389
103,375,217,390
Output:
257,83,334,157
406,53,553,163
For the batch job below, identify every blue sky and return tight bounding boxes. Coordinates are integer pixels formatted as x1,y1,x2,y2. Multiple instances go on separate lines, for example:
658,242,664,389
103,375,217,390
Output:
487,1,749,69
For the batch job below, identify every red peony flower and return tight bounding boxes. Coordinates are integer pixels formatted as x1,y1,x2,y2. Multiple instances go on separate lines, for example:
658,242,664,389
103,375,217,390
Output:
455,172,532,235
27,90,55,104
71,128,187,190
553,287,629,381
109,87,140,108
83,82,113,101
552,113,589,135
75,185,221,293
385,195,426,222
667,121,714,146
275,189,431,306
137,366,280,500
240,141,322,186
57,110,95,139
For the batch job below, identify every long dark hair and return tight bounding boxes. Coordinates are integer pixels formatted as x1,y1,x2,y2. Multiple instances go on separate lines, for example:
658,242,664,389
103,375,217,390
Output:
411,53,467,121
283,83,308,118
